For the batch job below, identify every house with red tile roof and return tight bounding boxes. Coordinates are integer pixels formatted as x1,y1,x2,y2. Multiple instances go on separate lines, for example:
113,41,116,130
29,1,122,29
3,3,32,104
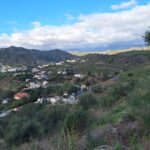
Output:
14,92,30,100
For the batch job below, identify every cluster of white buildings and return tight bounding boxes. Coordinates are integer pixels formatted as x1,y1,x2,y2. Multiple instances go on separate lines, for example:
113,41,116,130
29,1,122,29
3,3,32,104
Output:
23,80,49,90
35,93,77,105
0,66,27,73
57,70,67,75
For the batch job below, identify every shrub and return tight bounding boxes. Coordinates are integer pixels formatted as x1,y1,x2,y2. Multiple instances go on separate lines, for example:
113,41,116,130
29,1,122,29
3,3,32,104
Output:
36,105,68,134
15,73,32,81
78,93,97,110
4,117,42,146
114,143,122,150
62,82,79,94
127,78,150,130
44,85,62,95
91,85,104,94
65,108,88,132
128,93,150,129
99,82,135,107
128,73,133,77
2,104,69,146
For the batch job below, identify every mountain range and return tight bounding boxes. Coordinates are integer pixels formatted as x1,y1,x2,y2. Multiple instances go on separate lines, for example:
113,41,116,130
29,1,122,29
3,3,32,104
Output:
0,46,76,66
1,46,150,67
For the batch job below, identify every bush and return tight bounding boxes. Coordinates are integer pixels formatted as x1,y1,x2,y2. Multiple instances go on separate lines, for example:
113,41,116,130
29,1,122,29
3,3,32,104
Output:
36,105,68,134
15,73,32,81
91,85,104,94
44,85,62,95
78,93,97,110
4,117,43,146
99,82,135,107
127,78,150,130
62,82,79,94
1,104,69,146
65,108,88,132
128,92,150,129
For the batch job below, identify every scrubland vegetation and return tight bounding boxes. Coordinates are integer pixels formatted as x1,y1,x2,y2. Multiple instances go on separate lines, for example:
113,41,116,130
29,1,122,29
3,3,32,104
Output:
0,59,150,150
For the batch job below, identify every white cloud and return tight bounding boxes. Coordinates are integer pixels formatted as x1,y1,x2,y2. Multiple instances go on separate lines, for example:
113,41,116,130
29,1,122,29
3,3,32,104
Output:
0,3,150,50
111,0,137,10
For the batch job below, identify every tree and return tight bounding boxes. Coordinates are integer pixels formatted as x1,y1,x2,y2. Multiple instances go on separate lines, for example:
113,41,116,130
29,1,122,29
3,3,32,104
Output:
143,27,150,46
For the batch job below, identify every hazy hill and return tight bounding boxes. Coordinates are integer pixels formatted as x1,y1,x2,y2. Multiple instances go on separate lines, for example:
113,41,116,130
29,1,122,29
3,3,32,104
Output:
0,46,77,66
70,46,150,56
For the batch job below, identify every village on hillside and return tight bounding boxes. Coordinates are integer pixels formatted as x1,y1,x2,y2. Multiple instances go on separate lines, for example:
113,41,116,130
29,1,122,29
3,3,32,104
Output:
0,58,120,118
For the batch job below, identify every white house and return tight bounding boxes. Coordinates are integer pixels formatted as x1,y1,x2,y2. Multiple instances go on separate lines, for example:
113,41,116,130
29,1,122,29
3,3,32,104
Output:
1,68,8,73
63,92,68,98
81,85,87,91
62,94,76,104
74,74,86,79
66,59,77,63
29,82,41,89
2,98,10,105
55,62,64,65
25,79,30,82
7,68,17,72
50,96,62,105
13,72,25,77
42,81,49,88
32,68,39,73
35,97,45,104
58,71,62,75
63,71,67,75
34,74,48,80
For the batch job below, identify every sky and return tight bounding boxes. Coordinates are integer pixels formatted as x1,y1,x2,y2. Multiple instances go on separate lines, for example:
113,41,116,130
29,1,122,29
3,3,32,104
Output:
0,0,150,51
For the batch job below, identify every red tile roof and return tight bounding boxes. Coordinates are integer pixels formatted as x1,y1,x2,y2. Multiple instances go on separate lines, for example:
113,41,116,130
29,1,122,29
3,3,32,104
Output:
14,92,30,99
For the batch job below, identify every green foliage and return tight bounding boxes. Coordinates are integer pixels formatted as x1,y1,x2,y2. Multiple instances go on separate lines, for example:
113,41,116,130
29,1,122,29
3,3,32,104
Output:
91,85,104,94
129,94,150,129
1,59,150,149
78,93,98,110
127,80,150,129
99,81,135,107
62,82,79,94
9,99,28,109
0,104,69,146
36,105,68,134
128,133,143,150
43,83,79,96
44,85,62,95
0,89,14,100
114,143,122,150
65,108,88,132
143,27,150,46
28,88,42,102
15,73,32,81
5,119,42,146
